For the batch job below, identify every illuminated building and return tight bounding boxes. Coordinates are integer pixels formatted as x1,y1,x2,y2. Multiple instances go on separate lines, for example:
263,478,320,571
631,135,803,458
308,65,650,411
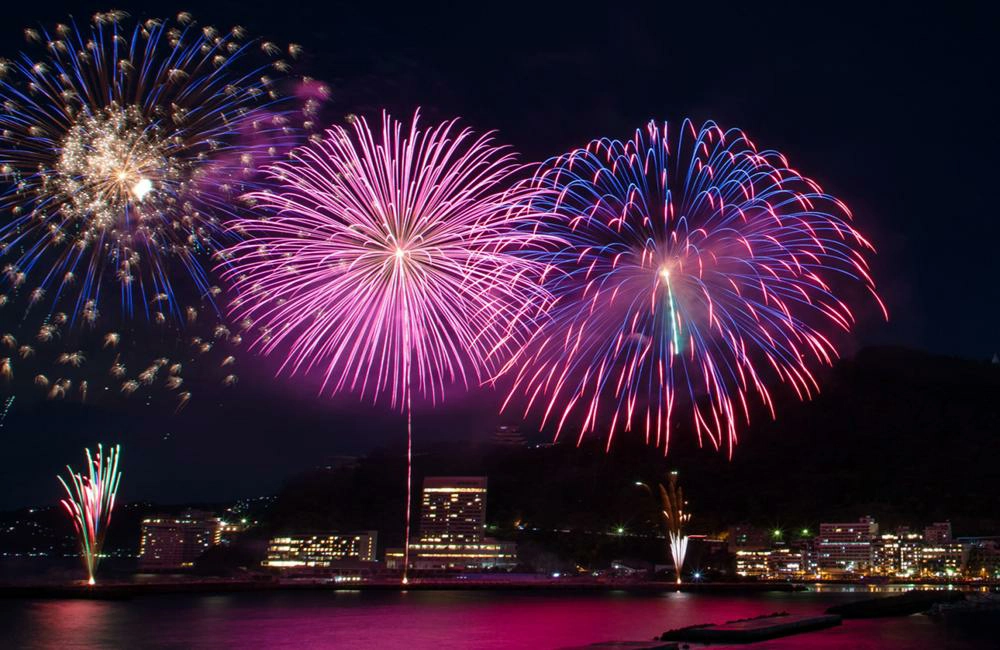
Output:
385,476,517,572
138,510,220,571
735,549,771,577
924,521,952,544
387,539,518,571
872,530,922,576
871,525,970,578
216,520,248,546
920,542,965,577
767,546,805,578
419,476,487,544
263,531,378,569
734,546,804,579
815,516,878,573
964,539,1000,579
898,533,924,575
873,533,902,575
730,518,977,580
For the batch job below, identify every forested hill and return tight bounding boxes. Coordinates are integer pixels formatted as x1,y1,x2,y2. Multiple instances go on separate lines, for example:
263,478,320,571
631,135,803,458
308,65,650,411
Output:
267,347,1000,544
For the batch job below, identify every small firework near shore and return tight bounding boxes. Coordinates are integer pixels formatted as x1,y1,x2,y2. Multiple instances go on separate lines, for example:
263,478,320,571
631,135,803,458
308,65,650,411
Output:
57,443,122,586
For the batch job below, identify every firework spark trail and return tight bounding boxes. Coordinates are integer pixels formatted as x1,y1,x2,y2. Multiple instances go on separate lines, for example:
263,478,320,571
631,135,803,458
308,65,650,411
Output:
659,472,690,584
223,110,553,582
57,443,122,586
0,301,243,410
0,11,310,324
500,119,885,455
0,395,13,427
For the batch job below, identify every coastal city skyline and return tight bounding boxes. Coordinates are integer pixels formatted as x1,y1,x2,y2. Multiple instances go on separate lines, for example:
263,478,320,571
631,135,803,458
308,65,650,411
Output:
5,463,999,582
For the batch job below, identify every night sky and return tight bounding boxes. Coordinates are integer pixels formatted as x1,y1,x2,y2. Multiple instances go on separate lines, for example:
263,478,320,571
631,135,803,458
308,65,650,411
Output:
2,1,997,509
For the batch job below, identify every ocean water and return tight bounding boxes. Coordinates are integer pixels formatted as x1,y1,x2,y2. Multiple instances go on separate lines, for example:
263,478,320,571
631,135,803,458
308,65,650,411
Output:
1,587,993,649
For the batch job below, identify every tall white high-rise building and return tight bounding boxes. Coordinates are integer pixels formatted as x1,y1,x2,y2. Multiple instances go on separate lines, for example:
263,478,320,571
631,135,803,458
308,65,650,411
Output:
386,476,516,572
418,476,487,544
815,516,878,572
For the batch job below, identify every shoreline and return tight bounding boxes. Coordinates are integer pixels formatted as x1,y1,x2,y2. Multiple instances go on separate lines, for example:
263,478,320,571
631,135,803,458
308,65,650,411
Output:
2,577,994,601
0,579,808,600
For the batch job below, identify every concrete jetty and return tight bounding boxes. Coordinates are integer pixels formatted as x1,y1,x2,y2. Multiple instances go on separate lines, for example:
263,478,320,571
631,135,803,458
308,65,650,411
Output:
826,589,965,618
564,642,678,650
660,612,842,643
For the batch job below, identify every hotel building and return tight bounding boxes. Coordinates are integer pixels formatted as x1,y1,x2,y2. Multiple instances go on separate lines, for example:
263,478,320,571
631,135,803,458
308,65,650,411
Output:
729,517,974,580
385,476,517,572
734,549,771,577
920,542,966,576
964,538,1000,578
924,521,953,544
138,511,220,571
263,531,379,568
814,516,878,573
419,476,487,543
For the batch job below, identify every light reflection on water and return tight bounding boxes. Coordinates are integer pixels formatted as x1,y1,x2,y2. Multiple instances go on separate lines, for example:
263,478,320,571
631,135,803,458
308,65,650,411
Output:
1,588,993,649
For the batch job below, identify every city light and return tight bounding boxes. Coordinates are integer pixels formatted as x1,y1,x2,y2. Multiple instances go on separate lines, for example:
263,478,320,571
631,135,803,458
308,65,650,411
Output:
731,518,980,581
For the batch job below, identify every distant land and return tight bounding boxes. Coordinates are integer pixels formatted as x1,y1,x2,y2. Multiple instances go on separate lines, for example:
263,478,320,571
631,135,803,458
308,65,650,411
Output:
3,346,998,572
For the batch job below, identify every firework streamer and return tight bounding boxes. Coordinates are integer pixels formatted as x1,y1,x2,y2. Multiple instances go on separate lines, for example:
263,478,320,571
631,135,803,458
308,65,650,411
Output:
223,111,551,582
57,443,122,585
0,11,311,324
500,119,885,454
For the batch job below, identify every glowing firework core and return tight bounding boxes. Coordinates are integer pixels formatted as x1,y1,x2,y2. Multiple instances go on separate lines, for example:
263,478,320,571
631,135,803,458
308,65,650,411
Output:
132,178,154,201
55,106,175,234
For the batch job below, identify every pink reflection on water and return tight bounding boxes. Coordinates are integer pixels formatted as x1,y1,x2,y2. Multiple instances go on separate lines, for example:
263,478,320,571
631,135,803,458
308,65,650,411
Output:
5,590,991,650
24,600,119,648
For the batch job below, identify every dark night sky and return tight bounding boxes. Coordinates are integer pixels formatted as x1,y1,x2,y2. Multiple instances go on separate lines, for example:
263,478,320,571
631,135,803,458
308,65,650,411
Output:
2,1,998,509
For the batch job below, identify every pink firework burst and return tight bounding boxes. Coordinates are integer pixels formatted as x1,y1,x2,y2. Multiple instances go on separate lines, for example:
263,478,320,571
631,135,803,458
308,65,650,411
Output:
222,110,551,581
